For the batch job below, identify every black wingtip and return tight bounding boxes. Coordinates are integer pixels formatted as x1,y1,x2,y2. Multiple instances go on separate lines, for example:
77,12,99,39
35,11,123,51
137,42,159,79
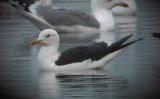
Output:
9,0,25,10
120,38,144,49
106,37,143,55
110,34,133,47
152,33,160,39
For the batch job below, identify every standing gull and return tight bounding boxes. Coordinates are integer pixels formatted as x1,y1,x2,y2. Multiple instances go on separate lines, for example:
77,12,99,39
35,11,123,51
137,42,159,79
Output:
11,0,129,43
30,29,143,71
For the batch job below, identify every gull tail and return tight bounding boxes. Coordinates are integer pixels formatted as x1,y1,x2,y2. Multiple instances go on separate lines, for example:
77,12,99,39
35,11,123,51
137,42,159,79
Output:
94,35,143,68
108,34,143,53
119,38,143,49
110,34,133,47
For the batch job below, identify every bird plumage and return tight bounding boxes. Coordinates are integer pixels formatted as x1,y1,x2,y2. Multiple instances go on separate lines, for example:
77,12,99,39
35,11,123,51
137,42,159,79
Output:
30,29,143,71
55,34,143,66
34,5,100,28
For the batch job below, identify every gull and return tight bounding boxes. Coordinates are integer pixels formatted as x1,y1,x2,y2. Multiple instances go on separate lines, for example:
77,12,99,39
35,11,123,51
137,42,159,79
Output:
30,29,143,71
11,0,129,43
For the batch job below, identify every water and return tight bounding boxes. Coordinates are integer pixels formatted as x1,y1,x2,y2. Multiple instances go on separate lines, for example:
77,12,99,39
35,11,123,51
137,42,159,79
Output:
0,0,160,99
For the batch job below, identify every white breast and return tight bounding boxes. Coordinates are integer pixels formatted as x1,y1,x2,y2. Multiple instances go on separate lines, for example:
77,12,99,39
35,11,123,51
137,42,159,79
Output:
93,9,115,32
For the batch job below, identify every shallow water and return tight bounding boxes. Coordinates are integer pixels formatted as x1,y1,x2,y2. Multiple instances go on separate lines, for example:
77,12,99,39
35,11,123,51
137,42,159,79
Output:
0,0,160,99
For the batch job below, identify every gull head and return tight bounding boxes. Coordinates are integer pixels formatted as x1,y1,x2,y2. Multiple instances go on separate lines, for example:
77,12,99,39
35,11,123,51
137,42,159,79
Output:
30,29,60,47
93,0,129,10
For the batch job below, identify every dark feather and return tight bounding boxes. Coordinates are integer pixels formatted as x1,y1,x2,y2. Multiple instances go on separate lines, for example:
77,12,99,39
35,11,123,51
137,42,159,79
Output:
10,0,35,11
55,35,143,66
55,42,108,66
152,33,160,39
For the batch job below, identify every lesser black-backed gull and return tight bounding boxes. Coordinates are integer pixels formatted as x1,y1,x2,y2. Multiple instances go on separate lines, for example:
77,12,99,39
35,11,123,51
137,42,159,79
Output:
30,29,143,71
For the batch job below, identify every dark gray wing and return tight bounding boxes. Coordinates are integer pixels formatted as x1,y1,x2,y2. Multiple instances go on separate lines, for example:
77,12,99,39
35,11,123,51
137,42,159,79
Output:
55,34,143,66
55,42,108,66
36,5,100,28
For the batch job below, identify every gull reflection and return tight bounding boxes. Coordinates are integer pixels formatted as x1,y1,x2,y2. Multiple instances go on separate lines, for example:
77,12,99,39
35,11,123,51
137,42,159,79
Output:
38,69,128,98
39,71,60,98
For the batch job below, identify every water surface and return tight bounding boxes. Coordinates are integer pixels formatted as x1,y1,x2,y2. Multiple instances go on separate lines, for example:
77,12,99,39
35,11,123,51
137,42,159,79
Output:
0,0,160,99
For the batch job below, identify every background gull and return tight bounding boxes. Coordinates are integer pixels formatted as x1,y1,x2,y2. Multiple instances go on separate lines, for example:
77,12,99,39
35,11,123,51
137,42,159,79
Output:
11,0,129,44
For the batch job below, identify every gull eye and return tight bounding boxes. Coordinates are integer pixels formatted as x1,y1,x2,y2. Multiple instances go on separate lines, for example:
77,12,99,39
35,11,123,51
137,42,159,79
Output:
46,34,51,38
